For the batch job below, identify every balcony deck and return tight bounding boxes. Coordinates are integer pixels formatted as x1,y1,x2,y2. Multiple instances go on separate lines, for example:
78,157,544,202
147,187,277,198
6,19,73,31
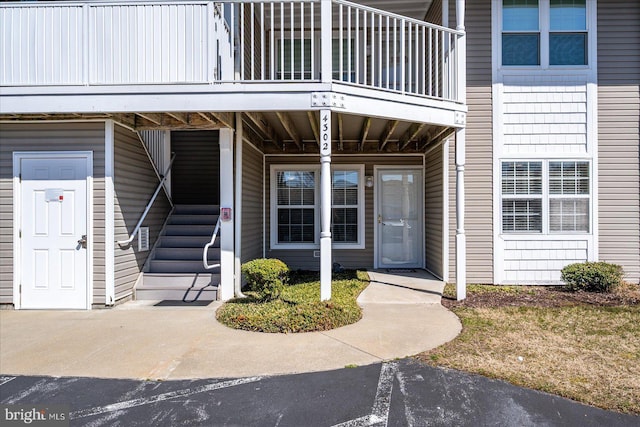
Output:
0,0,466,152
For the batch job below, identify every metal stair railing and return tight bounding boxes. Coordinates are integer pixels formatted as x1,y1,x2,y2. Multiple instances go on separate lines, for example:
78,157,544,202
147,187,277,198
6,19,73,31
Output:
203,216,222,270
117,153,176,247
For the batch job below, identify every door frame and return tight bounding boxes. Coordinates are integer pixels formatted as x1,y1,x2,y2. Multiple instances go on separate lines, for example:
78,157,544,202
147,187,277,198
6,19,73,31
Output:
373,166,425,269
13,151,94,310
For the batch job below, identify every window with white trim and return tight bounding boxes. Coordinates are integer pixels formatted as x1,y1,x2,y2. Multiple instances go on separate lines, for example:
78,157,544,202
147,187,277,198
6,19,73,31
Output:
501,160,590,234
502,0,588,67
275,170,317,244
271,165,364,248
501,161,543,232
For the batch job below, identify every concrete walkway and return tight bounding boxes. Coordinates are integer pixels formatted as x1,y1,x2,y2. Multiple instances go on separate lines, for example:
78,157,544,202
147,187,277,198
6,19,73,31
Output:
0,270,461,380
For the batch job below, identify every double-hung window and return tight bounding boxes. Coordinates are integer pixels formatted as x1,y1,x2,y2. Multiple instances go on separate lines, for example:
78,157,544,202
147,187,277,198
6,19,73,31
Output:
501,162,543,232
271,165,364,249
502,0,588,67
549,161,589,232
501,160,590,234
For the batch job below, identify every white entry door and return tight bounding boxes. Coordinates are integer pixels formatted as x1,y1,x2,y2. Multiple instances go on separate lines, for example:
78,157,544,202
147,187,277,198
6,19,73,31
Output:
19,156,89,309
376,169,423,269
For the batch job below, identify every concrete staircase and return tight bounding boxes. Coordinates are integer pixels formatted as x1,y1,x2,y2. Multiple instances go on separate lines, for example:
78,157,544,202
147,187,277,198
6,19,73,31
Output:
135,205,220,302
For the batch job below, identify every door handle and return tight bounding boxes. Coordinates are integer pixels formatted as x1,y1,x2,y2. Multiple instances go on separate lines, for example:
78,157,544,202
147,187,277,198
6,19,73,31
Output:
378,215,382,224
77,235,87,249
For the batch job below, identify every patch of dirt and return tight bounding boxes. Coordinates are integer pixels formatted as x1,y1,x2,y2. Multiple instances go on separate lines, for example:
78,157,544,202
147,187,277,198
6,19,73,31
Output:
442,284,640,309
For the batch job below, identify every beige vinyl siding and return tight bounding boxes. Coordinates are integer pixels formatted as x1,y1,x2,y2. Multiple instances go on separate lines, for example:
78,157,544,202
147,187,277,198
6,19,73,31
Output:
265,155,423,270
425,0,442,26
448,0,494,284
0,122,106,305
171,131,220,205
597,1,640,283
425,144,443,278
113,124,171,301
241,142,265,263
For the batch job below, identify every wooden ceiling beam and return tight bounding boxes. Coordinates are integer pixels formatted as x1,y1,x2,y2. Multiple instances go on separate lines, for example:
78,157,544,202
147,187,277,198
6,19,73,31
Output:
136,112,164,126
337,113,344,151
208,112,234,128
358,117,371,151
166,112,190,124
275,111,303,150
378,120,399,151
307,111,320,147
399,122,427,151
245,112,283,149
420,127,455,151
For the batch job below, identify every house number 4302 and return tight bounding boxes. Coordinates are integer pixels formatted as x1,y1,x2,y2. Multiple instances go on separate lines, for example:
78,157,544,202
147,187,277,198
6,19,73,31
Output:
320,111,331,156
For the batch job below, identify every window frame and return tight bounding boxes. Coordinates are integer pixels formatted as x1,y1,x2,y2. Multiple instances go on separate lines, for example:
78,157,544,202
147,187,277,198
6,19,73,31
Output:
500,159,592,235
270,164,365,250
270,165,319,249
500,0,591,69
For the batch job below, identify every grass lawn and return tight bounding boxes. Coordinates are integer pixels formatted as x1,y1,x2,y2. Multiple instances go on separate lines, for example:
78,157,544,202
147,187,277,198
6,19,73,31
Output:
417,284,640,415
216,270,369,333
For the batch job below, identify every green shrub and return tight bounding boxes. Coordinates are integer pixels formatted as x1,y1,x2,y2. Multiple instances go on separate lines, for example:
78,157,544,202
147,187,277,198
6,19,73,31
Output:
561,261,624,293
241,258,290,301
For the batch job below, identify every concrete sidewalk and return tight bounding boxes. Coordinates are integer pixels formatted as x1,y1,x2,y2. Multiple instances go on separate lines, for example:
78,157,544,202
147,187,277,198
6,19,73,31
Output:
0,270,461,380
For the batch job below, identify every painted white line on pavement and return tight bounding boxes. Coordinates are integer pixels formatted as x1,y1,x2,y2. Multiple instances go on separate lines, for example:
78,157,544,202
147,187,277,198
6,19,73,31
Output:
70,376,263,419
370,362,397,426
332,362,398,427
0,377,16,387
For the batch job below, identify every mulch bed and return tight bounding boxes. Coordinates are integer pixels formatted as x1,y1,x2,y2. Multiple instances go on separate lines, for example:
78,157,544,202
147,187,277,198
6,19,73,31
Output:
442,285,640,309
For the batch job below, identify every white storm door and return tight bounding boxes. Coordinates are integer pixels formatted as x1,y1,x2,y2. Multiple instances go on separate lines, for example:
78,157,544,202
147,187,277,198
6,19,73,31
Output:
377,169,423,268
20,157,89,309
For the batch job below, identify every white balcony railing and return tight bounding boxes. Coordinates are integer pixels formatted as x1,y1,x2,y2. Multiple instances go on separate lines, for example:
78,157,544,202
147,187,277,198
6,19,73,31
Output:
0,0,464,103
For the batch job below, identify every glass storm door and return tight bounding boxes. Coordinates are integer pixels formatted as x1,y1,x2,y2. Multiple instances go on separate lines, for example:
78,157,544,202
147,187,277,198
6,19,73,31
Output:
377,169,423,268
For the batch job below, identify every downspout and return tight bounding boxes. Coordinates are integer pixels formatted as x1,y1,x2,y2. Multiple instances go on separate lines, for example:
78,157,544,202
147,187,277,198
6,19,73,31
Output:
234,113,246,298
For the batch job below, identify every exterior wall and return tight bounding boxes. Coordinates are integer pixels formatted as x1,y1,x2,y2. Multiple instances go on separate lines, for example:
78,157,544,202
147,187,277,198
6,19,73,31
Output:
171,131,220,205
113,124,171,301
241,141,265,263
425,0,442,26
597,1,640,283
448,0,494,284
0,122,106,305
264,155,423,270
425,143,444,278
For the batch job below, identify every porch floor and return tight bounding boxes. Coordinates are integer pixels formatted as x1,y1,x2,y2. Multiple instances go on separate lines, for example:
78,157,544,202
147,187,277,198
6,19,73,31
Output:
0,270,460,380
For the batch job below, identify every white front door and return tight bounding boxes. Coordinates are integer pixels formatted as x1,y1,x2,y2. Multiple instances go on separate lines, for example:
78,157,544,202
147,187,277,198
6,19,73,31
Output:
20,156,89,309
376,169,423,269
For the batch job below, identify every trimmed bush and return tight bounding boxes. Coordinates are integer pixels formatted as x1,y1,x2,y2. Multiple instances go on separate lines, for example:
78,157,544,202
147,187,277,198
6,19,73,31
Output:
561,261,624,293
241,258,289,301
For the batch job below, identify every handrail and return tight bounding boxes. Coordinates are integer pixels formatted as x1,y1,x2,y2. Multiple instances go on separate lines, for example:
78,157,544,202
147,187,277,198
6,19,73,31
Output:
117,153,176,246
203,216,222,270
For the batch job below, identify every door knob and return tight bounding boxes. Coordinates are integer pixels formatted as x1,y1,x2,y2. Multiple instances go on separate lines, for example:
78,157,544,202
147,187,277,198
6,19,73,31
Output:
77,235,87,249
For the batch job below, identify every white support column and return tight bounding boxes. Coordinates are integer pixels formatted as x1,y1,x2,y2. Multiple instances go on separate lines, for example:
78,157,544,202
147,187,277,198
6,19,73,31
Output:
320,0,332,84
320,109,332,301
219,128,235,301
455,0,467,301
104,120,115,306
234,113,245,298
455,129,466,301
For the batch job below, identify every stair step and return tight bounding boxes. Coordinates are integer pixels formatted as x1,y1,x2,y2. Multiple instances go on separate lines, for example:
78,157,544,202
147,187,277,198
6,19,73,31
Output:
154,247,221,261
149,260,220,274
168,214,219,225
158,235,218,248
164,224,214,236
141,273,220,287
137,273,219,301
173,205,220,215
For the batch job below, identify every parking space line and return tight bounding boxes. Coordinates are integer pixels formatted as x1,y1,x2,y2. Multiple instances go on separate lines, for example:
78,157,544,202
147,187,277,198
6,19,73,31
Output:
70,376,263,419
